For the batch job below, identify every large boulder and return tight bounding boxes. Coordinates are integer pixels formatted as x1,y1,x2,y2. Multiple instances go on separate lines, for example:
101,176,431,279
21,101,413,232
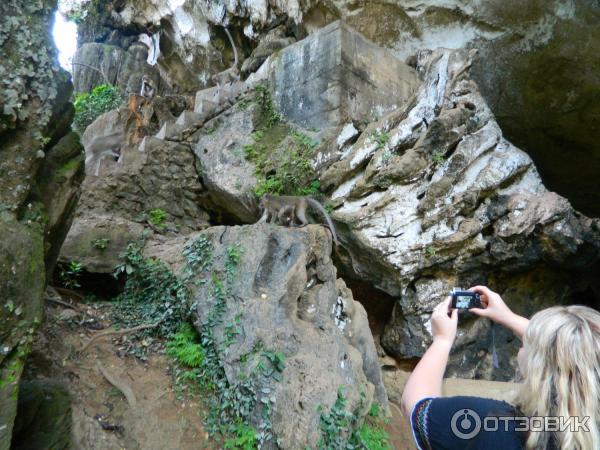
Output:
0,0,83,447
146,224,388,449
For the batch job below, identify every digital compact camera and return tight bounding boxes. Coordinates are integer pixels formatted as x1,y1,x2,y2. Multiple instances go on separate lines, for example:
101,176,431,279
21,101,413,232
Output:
450,288,482,309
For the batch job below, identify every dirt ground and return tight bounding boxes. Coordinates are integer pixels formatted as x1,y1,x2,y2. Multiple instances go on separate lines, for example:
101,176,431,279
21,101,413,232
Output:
23,291,215,450
21,289,419,450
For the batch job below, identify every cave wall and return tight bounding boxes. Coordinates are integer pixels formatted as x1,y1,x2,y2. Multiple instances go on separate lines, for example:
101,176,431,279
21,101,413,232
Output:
0,1,83,447
72,0,600,217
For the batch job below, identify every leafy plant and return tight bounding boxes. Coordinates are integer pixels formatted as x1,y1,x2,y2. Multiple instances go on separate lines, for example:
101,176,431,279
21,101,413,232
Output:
58,261,83,289
73,84,122,132
112,242,188,340
351,424,391,450
148,208,167,229
223,423,258,450
167,323,204,367
254,84,281,128
425,246,437,258
372,130,390,150
432,150,445,165
91,238,109,250
318,387,354,449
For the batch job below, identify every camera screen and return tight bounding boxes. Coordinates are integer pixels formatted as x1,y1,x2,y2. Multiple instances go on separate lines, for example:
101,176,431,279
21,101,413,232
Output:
456,296,471,308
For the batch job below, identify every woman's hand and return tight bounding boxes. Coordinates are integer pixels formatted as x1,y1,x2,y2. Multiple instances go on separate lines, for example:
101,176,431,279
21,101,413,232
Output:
468,285,513,324
468,285,529,339
431,297,458,346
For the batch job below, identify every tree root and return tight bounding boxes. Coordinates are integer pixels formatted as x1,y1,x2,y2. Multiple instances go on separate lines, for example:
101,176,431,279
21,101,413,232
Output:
53,286,84,300
96,361,137,408
80,320,162,353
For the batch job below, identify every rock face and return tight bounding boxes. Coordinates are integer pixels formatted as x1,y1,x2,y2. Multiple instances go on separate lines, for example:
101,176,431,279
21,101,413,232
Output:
11,380,72,450
61,107,211,272
147,224,387,449
69,17,599,382
76,0,600,216
72,42,170,96
321,48,600,380
262,21,418,129
0,1,83,448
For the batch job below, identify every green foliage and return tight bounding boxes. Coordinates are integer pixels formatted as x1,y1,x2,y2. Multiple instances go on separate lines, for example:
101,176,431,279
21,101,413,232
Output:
167,323,205,367
352,424,391,450
66,10,86,23
368,402,381,418
254,84,281,128
0,1,62,131
318,387,354,449
148,208,167,229
425,246,437,258
224,423,259,450
242,87,322,196
91,238,109,250
246,126,320,197
112,242,189,340
317,389,391,450
238,98,253,111
432,150,445,165
372,130,390,150
73,84,122,132
57,261,83,289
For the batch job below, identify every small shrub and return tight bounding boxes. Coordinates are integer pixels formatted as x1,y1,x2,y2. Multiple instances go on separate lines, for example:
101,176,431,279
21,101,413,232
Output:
167,323,204,367
372,130,390,150
91,238,109,250
58,261,83,289
352,424,391,450
432,150,445,165
223,423,259,450
148,208,167,229
73,84,122,132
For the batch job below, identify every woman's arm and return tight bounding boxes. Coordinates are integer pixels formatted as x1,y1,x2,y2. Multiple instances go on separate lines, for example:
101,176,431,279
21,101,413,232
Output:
401,298,457,416
468,286,529,340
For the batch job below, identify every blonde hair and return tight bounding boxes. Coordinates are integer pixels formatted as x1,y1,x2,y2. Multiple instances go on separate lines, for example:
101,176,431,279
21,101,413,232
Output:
514,305,600,450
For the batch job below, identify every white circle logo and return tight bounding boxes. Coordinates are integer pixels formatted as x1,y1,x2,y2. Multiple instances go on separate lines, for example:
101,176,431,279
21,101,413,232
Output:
451,408,482,439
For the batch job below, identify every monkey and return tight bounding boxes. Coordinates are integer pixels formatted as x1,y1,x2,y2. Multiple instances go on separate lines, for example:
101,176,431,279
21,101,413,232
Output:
257,194,339,246
277,204,296,227
84,132,125,176
140,74,155,99
211,27,240,88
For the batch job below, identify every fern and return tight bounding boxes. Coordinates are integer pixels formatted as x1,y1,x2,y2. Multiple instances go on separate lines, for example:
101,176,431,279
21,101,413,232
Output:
167,324,204,367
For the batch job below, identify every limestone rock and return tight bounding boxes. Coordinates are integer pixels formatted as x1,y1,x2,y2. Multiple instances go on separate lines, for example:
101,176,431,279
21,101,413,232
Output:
62,129,211,273
241,26,296,75
260,21,418,129
0,1,82,447
11,380,72,450
60,215,145,274
322,48,600,380
192,103,261,223
146,224,388,448
73,42,169,96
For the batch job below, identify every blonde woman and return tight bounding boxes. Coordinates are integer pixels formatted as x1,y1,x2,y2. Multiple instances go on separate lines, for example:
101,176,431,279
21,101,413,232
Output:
401,285,600,450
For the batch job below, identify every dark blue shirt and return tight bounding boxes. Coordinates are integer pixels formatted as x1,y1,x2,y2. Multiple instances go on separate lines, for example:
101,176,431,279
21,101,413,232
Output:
410,396,527,450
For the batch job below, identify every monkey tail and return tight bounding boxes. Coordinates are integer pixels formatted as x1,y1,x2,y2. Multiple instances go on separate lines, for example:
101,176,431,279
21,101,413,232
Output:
223,27,238,69
306,198,339,246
